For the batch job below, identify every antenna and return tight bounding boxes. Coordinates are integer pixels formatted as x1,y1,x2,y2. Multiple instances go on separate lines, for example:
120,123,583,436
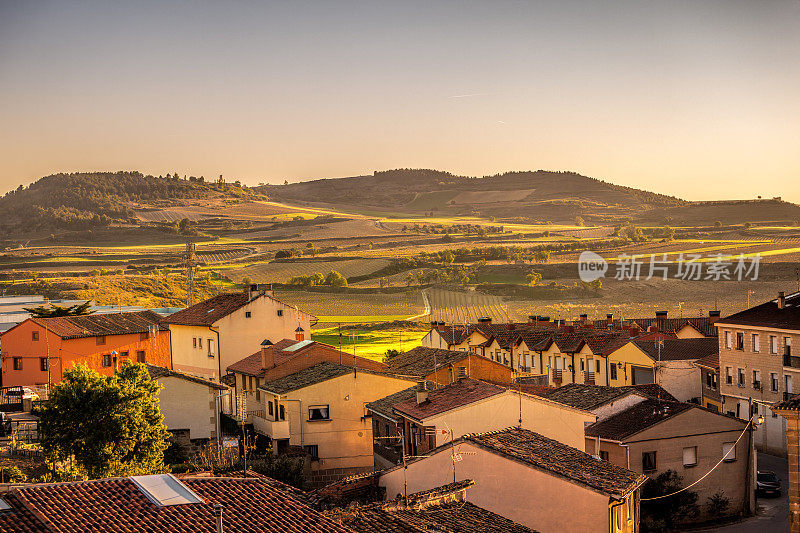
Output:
185,242,197,307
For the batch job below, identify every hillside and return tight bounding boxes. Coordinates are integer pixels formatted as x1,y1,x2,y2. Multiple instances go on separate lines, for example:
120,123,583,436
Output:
0,171,263,236
262,169,686,222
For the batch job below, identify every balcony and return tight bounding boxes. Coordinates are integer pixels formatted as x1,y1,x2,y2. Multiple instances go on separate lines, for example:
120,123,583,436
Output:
551,369,563,383
252,415,290,440
584,372,595,385
785,392,795,401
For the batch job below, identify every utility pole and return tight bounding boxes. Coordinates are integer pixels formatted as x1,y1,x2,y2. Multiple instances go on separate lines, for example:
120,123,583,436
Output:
185,242,197,307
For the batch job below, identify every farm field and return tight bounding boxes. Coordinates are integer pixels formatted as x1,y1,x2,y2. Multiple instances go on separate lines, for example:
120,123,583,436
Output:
272,289,425,324
311,324,428,361
220,258,390,284
426,288,510,323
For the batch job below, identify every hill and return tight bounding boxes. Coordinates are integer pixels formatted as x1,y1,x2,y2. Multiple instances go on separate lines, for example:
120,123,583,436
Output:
0,171,263,236
261,169,686,222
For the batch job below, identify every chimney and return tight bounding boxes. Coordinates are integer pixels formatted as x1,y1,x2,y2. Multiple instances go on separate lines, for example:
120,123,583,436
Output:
528,315,537,324
779,291,786,310
655,311,668,319
262,283,274,297
245,283,260,300
648,325,658,333
606,313,613,326
708,310,721,323
478,317,492,324
260,340,275,368
213,503,224,533
579,313,588,324
416,381,429,404
295,327,305,341
437,321,446,331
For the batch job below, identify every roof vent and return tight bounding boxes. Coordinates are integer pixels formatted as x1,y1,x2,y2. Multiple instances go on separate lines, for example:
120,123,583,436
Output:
130,474,204,507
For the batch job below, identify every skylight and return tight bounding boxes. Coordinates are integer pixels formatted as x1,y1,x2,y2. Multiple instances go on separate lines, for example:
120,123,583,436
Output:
130,474,204,507
285,339,313,351
206,308,215,314
0,498,10,512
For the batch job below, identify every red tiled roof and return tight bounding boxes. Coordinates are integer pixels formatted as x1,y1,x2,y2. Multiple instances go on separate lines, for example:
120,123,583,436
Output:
145,364,227,390
631,337,719,362
386,346,476,378
0,475,352,533
227,339,298,376
392,379,505,421
624,384,678,402
693,352,719,370
162,292,315,326
13,311,166,340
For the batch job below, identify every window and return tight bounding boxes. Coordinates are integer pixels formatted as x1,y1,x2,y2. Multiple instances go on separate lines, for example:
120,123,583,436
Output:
268,401,274,416
722,442,736,462
600,450,609,461
642,451,656,472
198,337,203,349
136,350,146,363
279,405,285,420
208,339,216,357
706,371,717,390
12,357,22,370
457,366,467,378
772,373,779,392
595,360,601,373
248,376,253,390
102,354,112,367
303,444,319,460
738,369,745,386
277,309,283,317
120,351,129,359
140,332,149,341
96,336,106,345
736,332,744,351
256,389,260,402
786,337,793,356
725,331,732,349
627,496,634,523
753,370,761,390
245,311,252,318
771,336,779,354
753,334,760,352
40,357,48,372
580,359,585,371
610,364,618,380
725,367,732,385
615,504,622,531
193,337,197,348
682,446,698,467
31,331,39,341
308,405,330,421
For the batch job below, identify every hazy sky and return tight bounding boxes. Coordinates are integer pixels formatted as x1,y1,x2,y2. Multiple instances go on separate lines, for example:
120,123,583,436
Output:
1,0,798,200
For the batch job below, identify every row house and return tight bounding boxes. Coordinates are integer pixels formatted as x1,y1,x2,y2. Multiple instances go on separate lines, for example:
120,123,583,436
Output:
0,311,169,389
162,284,315,381
379,427,647,533
717,290,800,456
606,337,719,402
226,338,386,423
592,311,720,338
366,378,594,466
386,346,514,385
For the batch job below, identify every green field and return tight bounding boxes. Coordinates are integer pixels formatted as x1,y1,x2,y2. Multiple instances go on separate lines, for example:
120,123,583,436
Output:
311,325,428,361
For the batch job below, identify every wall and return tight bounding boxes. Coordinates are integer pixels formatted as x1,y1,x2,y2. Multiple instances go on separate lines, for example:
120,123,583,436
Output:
379,441,615,533
607,343,655,387
216,293,313,373
155,375,218,440
592,394,647,422
169,324,221,380
262,372,414,471
424,354,514,386
420,329,451,350
659,360,701,402
1,319,170,387
420,391,594,451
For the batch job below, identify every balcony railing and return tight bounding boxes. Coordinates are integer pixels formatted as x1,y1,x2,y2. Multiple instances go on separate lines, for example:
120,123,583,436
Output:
784,354,800,369
252,415,290,440
552,369,563,383
584,372,595,385
785,392,794,401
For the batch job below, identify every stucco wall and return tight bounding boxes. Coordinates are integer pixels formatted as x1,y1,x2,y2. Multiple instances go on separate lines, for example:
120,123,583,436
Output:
379,441,613,533
659,360,701,401
169,324,221,380
155,375,218,440
424,354,514,386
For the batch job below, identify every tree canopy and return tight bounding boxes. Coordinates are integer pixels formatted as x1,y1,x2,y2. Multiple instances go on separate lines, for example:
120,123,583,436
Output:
38,363,170,479
24,301,94,318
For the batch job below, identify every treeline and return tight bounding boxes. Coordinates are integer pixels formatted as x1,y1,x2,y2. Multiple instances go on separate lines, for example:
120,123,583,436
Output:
0,171,262,234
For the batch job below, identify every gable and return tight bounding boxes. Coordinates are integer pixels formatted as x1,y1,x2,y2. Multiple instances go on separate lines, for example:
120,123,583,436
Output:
624,407,746,443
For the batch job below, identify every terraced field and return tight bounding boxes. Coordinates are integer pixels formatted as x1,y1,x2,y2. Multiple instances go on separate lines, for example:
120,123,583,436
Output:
221,258,390,284
426,288,509,323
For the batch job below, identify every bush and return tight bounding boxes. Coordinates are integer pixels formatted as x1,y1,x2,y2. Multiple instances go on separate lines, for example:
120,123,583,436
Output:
0,466,27,483
706,491,730,517
641,470,699,531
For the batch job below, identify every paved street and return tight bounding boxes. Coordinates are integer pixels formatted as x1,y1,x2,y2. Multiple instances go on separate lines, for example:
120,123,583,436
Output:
703,453,788,533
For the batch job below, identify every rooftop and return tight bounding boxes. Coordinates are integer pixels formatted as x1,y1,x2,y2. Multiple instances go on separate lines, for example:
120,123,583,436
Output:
630,337,719,361
392,379,506,421
162,291,314,326
540,383,643,411
585,399,693,441
365,381,440,420
717,291,800,331
465,427,646,497
0,474,351,533
386,346,480,377
145,364,227,390
11,310,167,340
259,361,400,395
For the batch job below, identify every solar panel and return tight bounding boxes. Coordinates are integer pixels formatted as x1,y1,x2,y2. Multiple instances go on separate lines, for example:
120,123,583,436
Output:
0,498,11,512
130,474,204,507
285,339,313,351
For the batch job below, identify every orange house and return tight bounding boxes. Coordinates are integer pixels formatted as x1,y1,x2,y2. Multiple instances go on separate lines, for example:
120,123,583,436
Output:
0,311,171,388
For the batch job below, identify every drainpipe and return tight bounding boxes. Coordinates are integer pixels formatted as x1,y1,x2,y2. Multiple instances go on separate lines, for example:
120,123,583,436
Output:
609,499,625,533
215,390,232,462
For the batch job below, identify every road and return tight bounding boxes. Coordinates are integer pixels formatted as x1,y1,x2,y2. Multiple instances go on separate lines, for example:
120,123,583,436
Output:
702,452,788,533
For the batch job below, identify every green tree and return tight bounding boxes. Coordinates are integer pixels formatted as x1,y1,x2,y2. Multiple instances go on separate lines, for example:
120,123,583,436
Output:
641,470,699,530
325,270,348,287
24,301,94,318
526,271,542,286
306,242,316,257
39,363,170,479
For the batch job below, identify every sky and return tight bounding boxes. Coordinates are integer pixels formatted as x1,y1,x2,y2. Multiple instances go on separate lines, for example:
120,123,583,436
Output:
1,0,798,201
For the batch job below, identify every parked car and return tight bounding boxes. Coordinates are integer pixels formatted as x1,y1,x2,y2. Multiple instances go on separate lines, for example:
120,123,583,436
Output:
756,470,782,497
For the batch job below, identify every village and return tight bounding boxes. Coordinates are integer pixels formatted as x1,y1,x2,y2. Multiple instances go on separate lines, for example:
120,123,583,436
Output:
0,284,798,532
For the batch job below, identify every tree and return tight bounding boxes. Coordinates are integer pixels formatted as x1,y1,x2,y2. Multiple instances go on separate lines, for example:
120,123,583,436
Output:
526,271,542,286
714,220,723,227
384,349,401,361
640,470,699,530
662,226,675,241
325,270,348,287
706,491,730,518
38,363,170,479
24,301,94,318
306,242,316,257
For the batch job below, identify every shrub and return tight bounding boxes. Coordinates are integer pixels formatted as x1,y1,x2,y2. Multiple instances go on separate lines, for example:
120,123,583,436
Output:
706,491,730,517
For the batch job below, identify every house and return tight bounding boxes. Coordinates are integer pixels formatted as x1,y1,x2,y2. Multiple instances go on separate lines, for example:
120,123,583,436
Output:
327,479,538,533
606,337,719,401
695,351,721,412
585,399,754,522
539,383,651,421
367,378,596,467
0,311,170,389
592,311,720,338
145,364,228,455
254,361,416,484
227,338,387,422
162,285,315,382
717,290,800,456
0,472,351,533
379,427,647,533
385,346,514,385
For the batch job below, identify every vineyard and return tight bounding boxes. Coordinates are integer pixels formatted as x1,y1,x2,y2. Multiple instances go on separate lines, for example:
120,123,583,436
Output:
272,289,425,323
221,258,390,284
426,288,509,323
196,249,253,264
